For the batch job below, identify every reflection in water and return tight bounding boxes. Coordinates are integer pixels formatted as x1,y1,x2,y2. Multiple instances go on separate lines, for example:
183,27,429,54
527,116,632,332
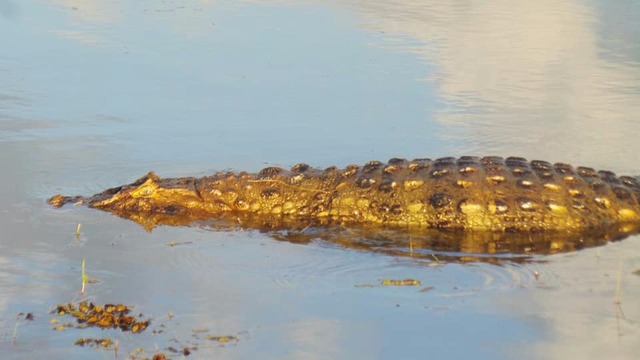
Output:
285,319,343,360
52,30,104,46
1,0,640,358
269,225,634,263
39,0,640,172
518,243,640,359
338,0,640,170
49,203,639,262
50,0,118,24
0,0,17,19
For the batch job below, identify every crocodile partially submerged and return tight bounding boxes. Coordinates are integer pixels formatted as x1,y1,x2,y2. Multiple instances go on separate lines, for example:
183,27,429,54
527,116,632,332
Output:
49,156,640,255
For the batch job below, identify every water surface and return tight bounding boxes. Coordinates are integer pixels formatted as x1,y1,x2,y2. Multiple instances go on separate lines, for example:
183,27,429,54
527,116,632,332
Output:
1,0,639,359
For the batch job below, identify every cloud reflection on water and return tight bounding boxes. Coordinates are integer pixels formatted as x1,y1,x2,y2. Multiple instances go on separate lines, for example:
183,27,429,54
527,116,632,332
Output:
1,0,639,358
336,0,640,171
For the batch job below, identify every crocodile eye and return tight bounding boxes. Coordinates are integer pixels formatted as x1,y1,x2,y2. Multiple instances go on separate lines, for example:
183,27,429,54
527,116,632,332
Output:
163,205,179,214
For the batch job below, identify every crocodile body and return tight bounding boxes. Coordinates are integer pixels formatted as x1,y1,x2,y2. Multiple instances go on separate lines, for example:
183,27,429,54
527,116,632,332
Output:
49,156,640,236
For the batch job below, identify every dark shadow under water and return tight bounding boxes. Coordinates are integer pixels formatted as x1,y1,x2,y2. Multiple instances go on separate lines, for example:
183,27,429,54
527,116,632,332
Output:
117,212,638,264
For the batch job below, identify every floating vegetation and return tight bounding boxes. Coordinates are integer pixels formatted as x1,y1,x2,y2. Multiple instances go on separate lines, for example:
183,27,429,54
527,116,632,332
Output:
81,258,87,294
381,279,422,286
74,337,113,349
354,278,425,288
633,269,640,277
18,312,35,321
79,259,99,294
166,241,193,247
166,346,195,356
190,327,244,348
54,301,150,333
206,335,238,343
52,322,75,331
33,302,246,357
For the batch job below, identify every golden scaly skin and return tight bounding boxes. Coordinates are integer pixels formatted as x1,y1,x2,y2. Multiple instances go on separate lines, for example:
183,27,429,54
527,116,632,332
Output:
49,156,640,236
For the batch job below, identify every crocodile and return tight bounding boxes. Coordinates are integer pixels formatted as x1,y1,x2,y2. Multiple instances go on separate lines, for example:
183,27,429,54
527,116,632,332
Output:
49,156,640,239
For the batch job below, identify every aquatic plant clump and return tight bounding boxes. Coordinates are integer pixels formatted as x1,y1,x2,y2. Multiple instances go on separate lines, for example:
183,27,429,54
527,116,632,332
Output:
55,301,150,333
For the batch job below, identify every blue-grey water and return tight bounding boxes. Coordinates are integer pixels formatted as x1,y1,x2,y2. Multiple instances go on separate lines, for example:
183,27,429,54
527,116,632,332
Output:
1,1,639,359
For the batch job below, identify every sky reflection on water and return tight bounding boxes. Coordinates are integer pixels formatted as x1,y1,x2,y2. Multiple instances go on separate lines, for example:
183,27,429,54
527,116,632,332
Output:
1,0,639,359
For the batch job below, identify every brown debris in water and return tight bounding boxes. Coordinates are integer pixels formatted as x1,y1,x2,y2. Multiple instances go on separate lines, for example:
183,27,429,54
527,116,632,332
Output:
381,279,422,286
354,278,425,288
55,301,150,333
167,346,196,356
206,335,238,343
166,241,193,247
189,327,243,348
17,312,34,321
74,337,113,349
47,302,244,357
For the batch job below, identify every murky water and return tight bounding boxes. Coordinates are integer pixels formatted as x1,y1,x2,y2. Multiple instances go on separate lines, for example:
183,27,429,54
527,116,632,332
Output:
1,0,639,359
